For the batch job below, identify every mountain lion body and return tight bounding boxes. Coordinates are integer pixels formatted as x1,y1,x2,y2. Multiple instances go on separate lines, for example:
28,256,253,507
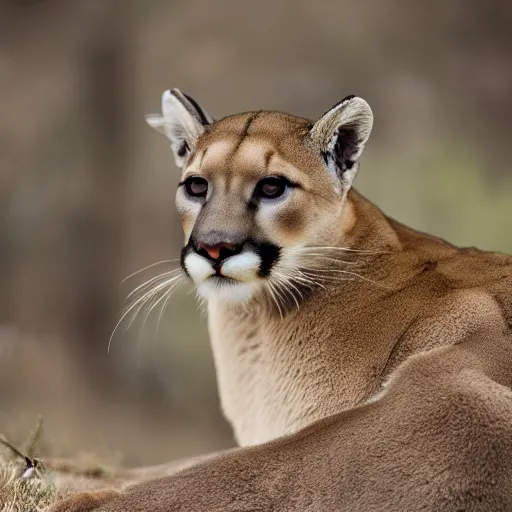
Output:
50,90,512,511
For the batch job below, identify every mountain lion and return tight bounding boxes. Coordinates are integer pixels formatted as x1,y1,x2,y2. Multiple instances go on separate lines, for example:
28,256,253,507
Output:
50,90,512,511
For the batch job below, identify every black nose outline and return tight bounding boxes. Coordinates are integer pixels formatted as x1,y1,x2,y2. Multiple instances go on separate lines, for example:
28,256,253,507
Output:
195,241,242,263
189,230,245,264
180,235,281,279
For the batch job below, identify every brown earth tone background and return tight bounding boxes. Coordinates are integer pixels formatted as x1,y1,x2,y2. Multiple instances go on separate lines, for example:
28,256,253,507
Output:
1,0,511,469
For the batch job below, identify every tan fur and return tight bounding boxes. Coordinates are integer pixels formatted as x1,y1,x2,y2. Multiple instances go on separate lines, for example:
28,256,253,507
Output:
50,92,512,511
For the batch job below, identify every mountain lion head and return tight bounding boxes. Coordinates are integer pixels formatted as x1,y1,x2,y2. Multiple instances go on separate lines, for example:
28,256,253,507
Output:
146,90,373,304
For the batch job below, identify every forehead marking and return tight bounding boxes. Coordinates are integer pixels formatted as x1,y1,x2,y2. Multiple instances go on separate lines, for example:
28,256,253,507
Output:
227,112,261,166
264,149,274,172
232,139,275,172
197,147,208,168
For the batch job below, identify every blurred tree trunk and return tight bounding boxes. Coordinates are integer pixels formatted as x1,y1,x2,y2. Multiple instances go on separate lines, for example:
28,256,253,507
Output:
0,204,12,328
68,0,135,393
0,0,168,405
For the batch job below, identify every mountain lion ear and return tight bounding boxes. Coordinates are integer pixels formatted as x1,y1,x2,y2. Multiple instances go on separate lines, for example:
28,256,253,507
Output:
310,95,373,192
145,89,213,168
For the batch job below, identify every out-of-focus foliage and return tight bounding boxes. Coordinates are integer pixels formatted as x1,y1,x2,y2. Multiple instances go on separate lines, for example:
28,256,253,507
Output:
0,0,511,472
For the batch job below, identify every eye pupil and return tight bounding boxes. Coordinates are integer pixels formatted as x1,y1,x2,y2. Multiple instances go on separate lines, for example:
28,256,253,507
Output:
257,177,287,199
190,181,205,194
262,183,279,195
185,177,208,198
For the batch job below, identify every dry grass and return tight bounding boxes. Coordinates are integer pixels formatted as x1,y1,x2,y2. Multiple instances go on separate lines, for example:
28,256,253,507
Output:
0,418,119,511
0,416,199,510
0,460,61,512
0,418,61,511
0,453,125,511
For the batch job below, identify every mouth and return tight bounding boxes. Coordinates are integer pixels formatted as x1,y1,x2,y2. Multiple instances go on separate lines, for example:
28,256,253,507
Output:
211,261,231,278
180,241,281,301
208,274,238,284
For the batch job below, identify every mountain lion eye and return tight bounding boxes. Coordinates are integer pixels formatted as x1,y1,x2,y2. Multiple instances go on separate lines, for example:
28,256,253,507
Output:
255,176,288,200
184,176,208,198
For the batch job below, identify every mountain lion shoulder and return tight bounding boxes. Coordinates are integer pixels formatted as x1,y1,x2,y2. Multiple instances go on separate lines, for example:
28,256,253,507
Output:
50,90,512,512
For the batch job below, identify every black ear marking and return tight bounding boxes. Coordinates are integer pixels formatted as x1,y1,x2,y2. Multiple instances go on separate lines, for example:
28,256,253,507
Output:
332,126,359,174
318,95,356,119
340,94,356,103
321,126,359,178
183,93,211,126
150,88,213,168
311,96,373,188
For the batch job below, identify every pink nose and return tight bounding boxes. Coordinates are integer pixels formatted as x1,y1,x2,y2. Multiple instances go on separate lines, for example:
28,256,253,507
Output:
197,242,237,261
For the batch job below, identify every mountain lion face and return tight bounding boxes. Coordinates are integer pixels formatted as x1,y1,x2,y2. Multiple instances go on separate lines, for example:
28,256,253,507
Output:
146,90,373,303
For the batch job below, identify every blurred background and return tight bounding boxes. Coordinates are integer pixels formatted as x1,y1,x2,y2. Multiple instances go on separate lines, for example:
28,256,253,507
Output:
0,0,511,468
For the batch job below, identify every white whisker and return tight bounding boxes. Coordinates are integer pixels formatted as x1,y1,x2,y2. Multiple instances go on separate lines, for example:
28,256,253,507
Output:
109,273,184,353
131,274,182,310
298,268,354,281
155,288,174,340
292,269,326,289
301,246,385,254
140,279,182,335
298,254,359,265
130,275,183,317
109,301,142,354
271,279,290,307
121,259,180,284
266,282,284,319
298,266,389,288
126,269,182,302
272,272,302,311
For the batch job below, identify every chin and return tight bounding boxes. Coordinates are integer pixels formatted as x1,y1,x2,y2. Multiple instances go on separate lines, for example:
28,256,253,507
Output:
196,277,262,304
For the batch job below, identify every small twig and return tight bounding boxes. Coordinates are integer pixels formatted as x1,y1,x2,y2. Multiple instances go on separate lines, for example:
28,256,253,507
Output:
24,415,44,460
0,437,29,465
0,434,43,480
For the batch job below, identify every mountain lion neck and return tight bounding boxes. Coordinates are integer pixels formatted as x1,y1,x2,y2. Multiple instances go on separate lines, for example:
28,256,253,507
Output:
206,192,404,446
